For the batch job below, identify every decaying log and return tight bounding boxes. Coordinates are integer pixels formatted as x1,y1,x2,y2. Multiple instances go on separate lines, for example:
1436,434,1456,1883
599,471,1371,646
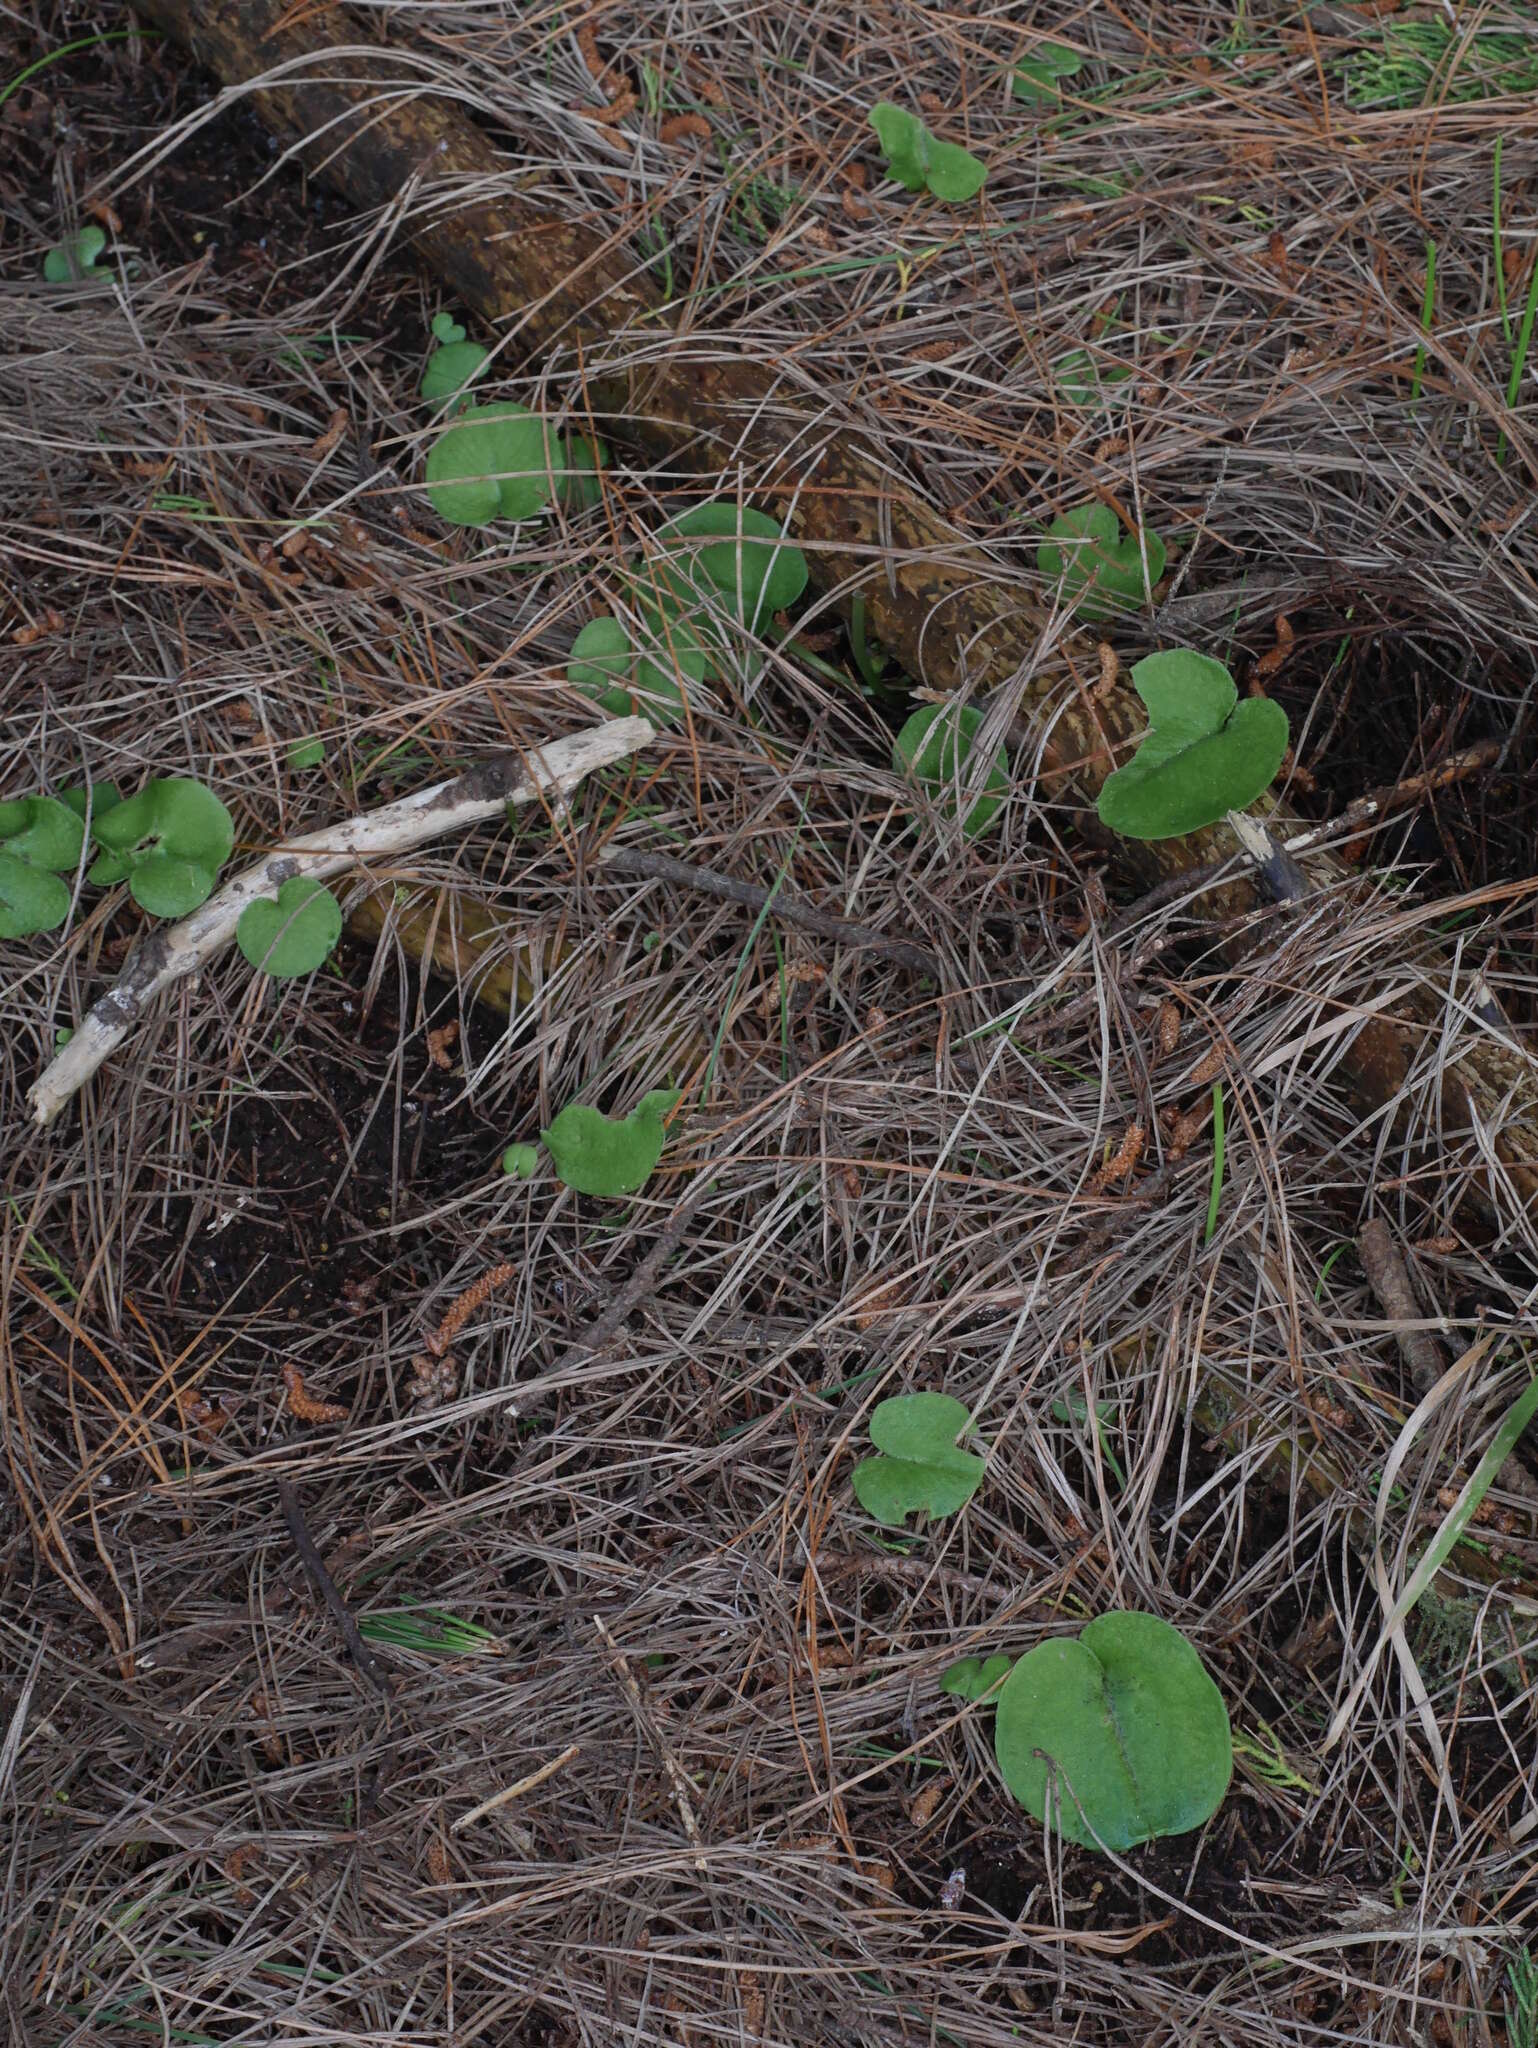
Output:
127,0,1538,1213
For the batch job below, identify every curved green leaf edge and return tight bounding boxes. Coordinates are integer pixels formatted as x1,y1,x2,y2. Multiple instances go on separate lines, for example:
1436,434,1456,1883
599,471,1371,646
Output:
868,103,986,203
88,778,234,916
43,226,106,282
424,403,557,526
1013,43,1082,103
1096,649,1290,841
940,1652,1013,1702
993,1611,1232,1852
0,796,85,872
0,854,72,938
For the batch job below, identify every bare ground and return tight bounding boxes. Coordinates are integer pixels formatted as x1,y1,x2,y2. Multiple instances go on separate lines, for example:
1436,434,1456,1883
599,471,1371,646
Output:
3,5,1538,2044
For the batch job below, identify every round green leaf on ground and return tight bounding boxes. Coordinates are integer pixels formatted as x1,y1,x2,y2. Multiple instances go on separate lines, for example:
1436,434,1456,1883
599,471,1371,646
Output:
568,616,635,712
940,1653,1013,1701
425,403,556,526
994,1611,1232,1852
893,702,1009,840
1012,42,1082,103
924,139,987,203
543,1088,682,1198
237,877,343,979
1096,648,1289,840
502,1143,539,1179
0,796,85,872
653,504,809,630
1037,503,1166,617
0,853,71,939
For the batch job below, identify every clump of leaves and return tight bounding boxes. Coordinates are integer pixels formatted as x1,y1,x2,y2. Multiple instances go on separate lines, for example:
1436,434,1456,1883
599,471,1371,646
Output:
0,796,86,938
993,1611,1231,1851
543,1088,682,1197
1012,41,1083,104
940,1653,1012,1701
1096,649,1289,840
868,103,987,203
87,777,234,916
1037,504,1166,617
893,703,1008,840
43,225,106,282
236,877,343,979
567,502,809,723
852,1392,986,1527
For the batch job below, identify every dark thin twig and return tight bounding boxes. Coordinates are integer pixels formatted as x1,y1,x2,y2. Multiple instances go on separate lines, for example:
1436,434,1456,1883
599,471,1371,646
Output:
276,1478,394,1699
557,1186,710,1365
597,845,940,975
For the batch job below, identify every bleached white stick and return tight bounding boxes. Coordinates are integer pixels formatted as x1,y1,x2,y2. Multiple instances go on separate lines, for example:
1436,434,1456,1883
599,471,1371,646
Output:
29,716,655,1126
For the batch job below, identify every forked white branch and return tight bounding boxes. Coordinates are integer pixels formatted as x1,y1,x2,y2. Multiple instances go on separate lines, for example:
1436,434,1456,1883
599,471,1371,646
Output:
29,716,655,1126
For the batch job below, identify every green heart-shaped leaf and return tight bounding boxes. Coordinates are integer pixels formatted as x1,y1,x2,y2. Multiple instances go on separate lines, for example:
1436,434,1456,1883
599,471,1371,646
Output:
425,403,557,526
1012,42,1082,103
893,702,1009,840
868,102,986,203
88,778,234,915
43,225,106,282
501,1143,539,1179
543,1088,682,1197
1053,348,1133,409
1037,503,1166,617
994,1611,1231,1851
940,1652,1013,1701
0,796,85,872
851,1392,986,1527
1096,648,1290,840
431,311,466,345
237,877,343,979
0,853,71,938
420,340,490,410
60,783,123,825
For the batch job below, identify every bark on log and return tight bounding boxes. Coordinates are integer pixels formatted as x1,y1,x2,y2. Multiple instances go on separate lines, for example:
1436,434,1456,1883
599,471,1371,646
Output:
129,0,1538,1214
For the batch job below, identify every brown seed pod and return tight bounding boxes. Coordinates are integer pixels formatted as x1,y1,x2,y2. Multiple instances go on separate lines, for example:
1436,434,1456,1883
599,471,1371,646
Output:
279,1362,348,1425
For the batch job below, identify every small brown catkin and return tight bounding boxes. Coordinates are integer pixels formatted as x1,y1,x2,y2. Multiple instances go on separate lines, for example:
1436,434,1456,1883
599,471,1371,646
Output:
427,1262,517,1357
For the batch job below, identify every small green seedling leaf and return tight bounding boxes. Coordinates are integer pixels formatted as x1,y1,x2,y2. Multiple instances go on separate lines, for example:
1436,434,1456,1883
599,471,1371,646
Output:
501,1142,539,1179
994,1611,1231,1852
940,1653,1013,1701
88,777,235,917
236,877,343,979
851,1391,986,1527
287,736,326,770
0,855,71,938
1049,1391,1127,1490
1053,348,1133,409
893,703,1009,840
424,402,557,526
543,1087,682,1197
558,433,608,512
421,339,490,410
431,311,466,345
43,225,106,282
60,783,122,824
1012,42,1082,103
567,616,634,710
0,796,85,872
868,102,986,203
652,503,810,631
1096,649,1290,840
1037,503,1166,618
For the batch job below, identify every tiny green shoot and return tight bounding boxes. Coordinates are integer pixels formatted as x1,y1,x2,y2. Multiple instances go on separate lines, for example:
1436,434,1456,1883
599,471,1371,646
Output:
501,1142,539,1179
287,737,326,770
939,1652,1012,1701
1205,1082,1226,1243
1012,42,1082,105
